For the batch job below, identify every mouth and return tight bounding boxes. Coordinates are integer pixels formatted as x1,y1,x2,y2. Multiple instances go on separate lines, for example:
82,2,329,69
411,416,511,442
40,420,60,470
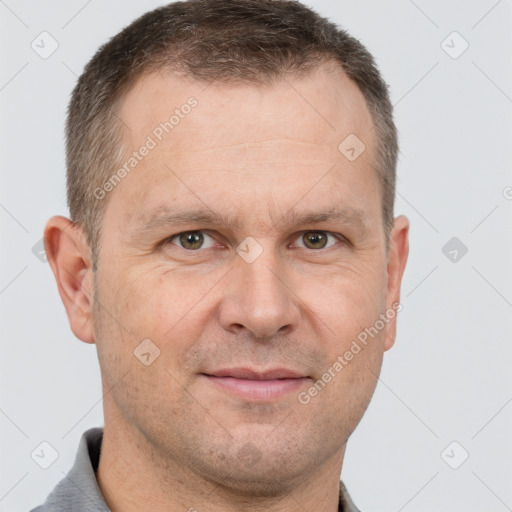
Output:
200,368,311,402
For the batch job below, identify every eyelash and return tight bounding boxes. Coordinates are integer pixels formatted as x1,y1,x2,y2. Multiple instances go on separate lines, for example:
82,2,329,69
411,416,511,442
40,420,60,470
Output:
164,230,348,252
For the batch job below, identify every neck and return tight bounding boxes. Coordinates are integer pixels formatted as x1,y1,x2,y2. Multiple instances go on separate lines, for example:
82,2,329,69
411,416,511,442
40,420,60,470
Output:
96,418,345,512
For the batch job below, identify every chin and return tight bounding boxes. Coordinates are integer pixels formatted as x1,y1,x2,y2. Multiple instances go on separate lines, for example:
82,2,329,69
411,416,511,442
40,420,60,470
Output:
200,461,306,498
188,433,326,498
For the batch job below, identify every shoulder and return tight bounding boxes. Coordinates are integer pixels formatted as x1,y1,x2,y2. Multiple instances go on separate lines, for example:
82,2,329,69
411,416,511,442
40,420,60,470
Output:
28,427,108,512
339,480,362,512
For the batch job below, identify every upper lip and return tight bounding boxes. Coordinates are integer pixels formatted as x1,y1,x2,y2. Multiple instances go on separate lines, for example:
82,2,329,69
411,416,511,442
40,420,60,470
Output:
204,368,307,380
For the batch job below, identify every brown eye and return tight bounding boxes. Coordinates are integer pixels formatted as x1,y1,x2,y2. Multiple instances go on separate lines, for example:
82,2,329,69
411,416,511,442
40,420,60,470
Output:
302,231,328,249
174,231,205,250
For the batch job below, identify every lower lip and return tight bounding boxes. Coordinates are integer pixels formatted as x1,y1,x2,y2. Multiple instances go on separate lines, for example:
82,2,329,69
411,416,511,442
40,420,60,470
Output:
203,375,309,401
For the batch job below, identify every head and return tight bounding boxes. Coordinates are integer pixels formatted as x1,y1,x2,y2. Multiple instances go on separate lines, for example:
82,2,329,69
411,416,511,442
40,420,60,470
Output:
46,0,409,498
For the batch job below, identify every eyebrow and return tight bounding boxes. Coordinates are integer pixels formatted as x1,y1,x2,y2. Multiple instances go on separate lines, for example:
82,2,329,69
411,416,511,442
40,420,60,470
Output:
131,205,370,238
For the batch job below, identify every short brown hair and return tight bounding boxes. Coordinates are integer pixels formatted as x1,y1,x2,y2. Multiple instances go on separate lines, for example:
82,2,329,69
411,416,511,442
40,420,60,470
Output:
66,0,397,267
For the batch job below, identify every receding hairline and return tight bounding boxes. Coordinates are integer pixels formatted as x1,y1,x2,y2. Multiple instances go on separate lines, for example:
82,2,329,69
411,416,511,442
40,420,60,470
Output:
105,62,380,236
65,0,398,267
87,61,388,266
113,57,375,156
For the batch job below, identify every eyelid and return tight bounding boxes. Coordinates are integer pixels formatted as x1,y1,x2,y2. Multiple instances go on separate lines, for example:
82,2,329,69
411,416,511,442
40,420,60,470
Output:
290,231,347,249
168,230,218,250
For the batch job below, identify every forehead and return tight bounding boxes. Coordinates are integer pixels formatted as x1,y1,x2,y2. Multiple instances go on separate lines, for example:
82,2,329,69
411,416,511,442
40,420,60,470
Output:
107,62,379,230
119,62,374,149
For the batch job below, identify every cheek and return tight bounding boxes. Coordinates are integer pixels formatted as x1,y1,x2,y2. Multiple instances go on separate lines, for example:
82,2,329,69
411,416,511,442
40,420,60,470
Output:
103,265,218,358
335,342,383,430
318,260,388,334
92,268,198,423
307,259,388,410
295,328,384,447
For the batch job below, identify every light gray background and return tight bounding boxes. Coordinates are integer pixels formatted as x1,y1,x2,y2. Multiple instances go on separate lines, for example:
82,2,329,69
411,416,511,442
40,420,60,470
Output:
1,1,511,511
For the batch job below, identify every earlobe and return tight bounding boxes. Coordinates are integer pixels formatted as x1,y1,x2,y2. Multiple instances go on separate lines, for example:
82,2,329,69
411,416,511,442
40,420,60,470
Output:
384,215,410,351
44,216,96,344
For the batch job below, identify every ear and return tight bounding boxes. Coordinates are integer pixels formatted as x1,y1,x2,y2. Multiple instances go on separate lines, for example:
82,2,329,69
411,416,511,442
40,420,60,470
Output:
384,215,409,351
44,216,96,344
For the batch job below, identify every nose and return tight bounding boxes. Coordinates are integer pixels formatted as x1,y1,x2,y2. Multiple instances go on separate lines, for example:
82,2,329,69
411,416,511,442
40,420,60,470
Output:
218,250,300,339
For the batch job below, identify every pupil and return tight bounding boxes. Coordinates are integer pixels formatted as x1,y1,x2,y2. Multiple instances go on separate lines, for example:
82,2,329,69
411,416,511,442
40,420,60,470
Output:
305,232,326,249
181,232,203,249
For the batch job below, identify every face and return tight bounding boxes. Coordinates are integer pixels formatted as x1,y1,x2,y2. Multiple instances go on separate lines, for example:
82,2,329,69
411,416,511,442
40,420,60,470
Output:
51,62,408,494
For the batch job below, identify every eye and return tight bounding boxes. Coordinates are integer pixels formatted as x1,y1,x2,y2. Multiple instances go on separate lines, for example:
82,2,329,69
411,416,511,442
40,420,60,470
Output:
293,231,340,250
168,231,216,250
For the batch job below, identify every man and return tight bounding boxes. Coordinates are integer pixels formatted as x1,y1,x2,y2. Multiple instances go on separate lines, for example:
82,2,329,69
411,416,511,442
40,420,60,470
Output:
32,0,409,510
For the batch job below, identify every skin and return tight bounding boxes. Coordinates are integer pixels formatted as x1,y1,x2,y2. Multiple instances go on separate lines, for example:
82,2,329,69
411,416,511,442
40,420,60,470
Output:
45,61,409,512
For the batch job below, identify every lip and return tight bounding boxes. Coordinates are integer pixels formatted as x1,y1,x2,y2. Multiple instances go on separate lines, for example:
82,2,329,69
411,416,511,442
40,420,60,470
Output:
201,367,310,402
206,367,306,380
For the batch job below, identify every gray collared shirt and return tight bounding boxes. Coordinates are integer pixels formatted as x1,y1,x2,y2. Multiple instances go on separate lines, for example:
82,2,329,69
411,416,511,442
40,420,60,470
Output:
30,427,361,512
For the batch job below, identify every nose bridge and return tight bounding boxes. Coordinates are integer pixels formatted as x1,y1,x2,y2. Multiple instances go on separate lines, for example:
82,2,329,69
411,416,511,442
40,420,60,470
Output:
219,241,299,338
241,252,284,306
